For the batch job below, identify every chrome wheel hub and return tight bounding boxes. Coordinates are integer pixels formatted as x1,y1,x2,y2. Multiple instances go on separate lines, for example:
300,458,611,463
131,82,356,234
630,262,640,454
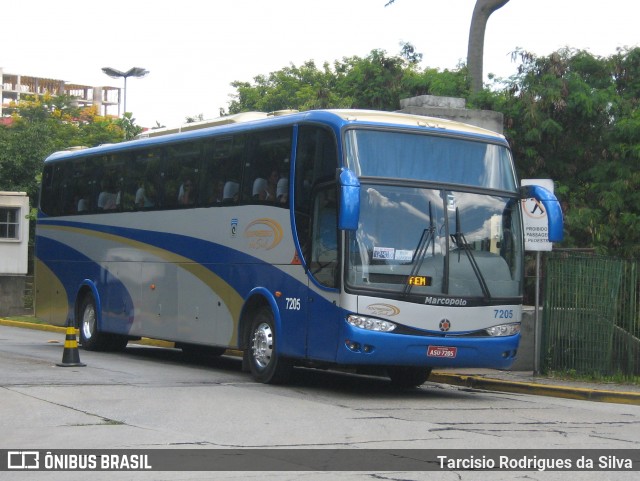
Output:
82,305,95,341
252,322,273,369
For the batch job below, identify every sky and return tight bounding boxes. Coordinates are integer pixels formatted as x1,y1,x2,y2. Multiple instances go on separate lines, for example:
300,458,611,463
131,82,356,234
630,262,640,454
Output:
3,0,638,128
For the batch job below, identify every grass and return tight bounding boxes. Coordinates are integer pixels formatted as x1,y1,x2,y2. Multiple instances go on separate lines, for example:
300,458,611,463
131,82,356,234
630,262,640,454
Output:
2,315,49,324
544,369,640,386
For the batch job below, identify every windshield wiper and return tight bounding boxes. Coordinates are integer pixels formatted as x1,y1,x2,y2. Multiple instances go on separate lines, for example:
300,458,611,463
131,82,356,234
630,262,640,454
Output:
451,208,492,301
403,202,435,297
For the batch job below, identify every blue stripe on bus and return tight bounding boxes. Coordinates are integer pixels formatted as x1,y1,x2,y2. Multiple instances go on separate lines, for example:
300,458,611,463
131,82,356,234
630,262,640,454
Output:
36,236,135,335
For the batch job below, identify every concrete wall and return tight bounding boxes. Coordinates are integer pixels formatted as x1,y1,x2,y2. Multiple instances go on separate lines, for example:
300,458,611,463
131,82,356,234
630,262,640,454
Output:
0,192,30,275
0,275,32,317
511,306,538,371
399,95,504,134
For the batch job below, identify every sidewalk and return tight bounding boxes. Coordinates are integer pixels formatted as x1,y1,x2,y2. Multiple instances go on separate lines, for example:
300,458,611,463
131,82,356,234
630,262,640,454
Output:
430,368,640,406
2,318,639,405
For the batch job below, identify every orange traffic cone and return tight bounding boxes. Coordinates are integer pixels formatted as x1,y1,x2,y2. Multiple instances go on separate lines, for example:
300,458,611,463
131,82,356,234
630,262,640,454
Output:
57,325,86,367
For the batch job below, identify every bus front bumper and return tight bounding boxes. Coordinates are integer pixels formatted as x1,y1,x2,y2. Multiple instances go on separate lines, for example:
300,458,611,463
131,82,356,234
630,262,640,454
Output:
335,322,520,370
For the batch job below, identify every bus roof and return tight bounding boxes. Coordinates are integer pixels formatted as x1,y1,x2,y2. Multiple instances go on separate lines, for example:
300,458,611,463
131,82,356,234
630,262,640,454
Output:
135,111,278,138
136,109,502,140
327,109,503,138
46,109,506,162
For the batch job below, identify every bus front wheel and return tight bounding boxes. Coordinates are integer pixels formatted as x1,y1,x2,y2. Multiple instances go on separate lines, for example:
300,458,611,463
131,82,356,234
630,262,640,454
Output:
387,366,432,388
78,295,127,352
246,307,292,384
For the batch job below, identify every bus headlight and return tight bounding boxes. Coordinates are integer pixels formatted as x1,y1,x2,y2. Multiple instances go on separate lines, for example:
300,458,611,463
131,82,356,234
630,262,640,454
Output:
347,315,397,332
485,323,520,337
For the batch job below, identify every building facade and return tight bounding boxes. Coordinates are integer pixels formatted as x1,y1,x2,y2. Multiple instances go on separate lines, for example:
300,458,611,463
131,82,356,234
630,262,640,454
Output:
1,68,121,118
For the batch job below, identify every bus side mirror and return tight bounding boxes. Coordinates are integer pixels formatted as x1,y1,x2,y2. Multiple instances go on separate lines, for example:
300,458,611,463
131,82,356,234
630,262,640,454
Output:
338,169,360,231
520,184,564,242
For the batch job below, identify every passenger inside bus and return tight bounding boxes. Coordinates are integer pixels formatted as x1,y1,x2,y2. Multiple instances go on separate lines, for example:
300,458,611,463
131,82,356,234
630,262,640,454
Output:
178,178,196,205
97,179,119,210
253,168,279,201
135,181,155,209
208,179,225,204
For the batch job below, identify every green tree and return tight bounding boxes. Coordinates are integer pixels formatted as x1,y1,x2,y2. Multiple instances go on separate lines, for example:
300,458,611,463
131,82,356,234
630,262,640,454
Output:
117,112,144,140
489,48,640,257
227,60,348,113
227,46,468,114
335,49,408,110
0,94,134,201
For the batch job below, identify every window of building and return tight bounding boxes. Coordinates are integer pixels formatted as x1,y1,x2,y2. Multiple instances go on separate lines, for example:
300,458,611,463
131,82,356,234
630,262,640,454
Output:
0,207,20,240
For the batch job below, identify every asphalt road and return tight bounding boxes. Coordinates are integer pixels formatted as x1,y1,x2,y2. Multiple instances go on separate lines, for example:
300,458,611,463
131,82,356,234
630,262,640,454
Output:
1,324,639,480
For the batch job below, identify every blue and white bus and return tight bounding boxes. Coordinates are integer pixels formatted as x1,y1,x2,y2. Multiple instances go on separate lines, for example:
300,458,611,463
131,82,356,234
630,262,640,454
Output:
35,109,563,386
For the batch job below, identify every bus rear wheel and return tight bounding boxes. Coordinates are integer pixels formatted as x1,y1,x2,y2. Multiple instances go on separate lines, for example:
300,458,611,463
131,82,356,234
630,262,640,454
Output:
78,295,128,352
246,307,292,384
387,366,432,388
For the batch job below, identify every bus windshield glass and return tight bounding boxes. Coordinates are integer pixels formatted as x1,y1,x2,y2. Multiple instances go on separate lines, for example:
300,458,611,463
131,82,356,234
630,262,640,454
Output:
346,185,523,300
345,128,523,301
345,129,517,192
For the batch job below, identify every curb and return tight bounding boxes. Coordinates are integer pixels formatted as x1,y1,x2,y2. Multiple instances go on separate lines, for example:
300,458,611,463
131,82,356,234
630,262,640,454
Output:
429,372,640,406
2,318,639,405
0,318,175,348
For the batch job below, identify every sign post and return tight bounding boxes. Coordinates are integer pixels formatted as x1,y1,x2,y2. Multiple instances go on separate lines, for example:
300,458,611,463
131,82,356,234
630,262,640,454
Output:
521,179,554,374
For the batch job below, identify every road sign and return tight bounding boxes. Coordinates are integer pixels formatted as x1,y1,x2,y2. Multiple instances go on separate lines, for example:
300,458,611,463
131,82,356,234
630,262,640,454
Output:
521,179,554,252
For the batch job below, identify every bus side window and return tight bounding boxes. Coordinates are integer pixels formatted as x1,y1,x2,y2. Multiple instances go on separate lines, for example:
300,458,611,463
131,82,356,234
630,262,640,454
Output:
310,187,338,287
218,136,243,205
243,128,292,204
40,163,66,216
73,158,92,214
201,139,224,206
161,145,182,209
114,152,136,211
131,149,159,210
178,143,202,207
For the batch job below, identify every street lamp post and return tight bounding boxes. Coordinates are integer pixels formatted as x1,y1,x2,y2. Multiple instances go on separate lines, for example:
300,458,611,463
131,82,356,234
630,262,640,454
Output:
101,67,149,116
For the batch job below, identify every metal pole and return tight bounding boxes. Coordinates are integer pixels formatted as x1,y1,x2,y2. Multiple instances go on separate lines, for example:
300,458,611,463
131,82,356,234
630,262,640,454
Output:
533,250,541,374
123,76,128,114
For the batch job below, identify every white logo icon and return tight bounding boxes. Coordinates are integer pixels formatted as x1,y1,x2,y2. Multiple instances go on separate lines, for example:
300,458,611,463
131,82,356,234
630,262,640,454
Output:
8,451,40,469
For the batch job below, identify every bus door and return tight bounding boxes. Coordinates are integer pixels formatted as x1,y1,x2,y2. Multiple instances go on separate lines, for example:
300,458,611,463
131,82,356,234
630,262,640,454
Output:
294,124,341,362
304,186,341,361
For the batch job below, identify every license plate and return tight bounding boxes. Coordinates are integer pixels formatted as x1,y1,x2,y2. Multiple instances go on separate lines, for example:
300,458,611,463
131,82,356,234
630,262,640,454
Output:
427,345,457,358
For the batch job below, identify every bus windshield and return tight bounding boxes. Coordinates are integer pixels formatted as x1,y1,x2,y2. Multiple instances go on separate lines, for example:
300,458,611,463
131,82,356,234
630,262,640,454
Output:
344,128,523,302
345,129,517,192
346,184,523,300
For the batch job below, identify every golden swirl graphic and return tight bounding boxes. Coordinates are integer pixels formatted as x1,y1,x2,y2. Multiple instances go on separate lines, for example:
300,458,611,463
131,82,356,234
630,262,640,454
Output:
244,218,283,250
366,303,401,317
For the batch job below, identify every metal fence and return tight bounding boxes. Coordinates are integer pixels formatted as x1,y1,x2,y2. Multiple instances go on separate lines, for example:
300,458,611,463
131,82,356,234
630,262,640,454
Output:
541,252,640,381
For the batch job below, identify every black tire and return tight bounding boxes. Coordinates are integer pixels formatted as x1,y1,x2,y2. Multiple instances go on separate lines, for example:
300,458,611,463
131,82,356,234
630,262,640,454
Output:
245,306,292,384
387,366,432,388
78,295,128,351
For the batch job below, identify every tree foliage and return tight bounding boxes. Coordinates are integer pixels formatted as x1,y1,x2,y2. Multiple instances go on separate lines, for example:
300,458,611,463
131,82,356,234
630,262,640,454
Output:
227,45,468,114
483,47,640,257
0,94,135,202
